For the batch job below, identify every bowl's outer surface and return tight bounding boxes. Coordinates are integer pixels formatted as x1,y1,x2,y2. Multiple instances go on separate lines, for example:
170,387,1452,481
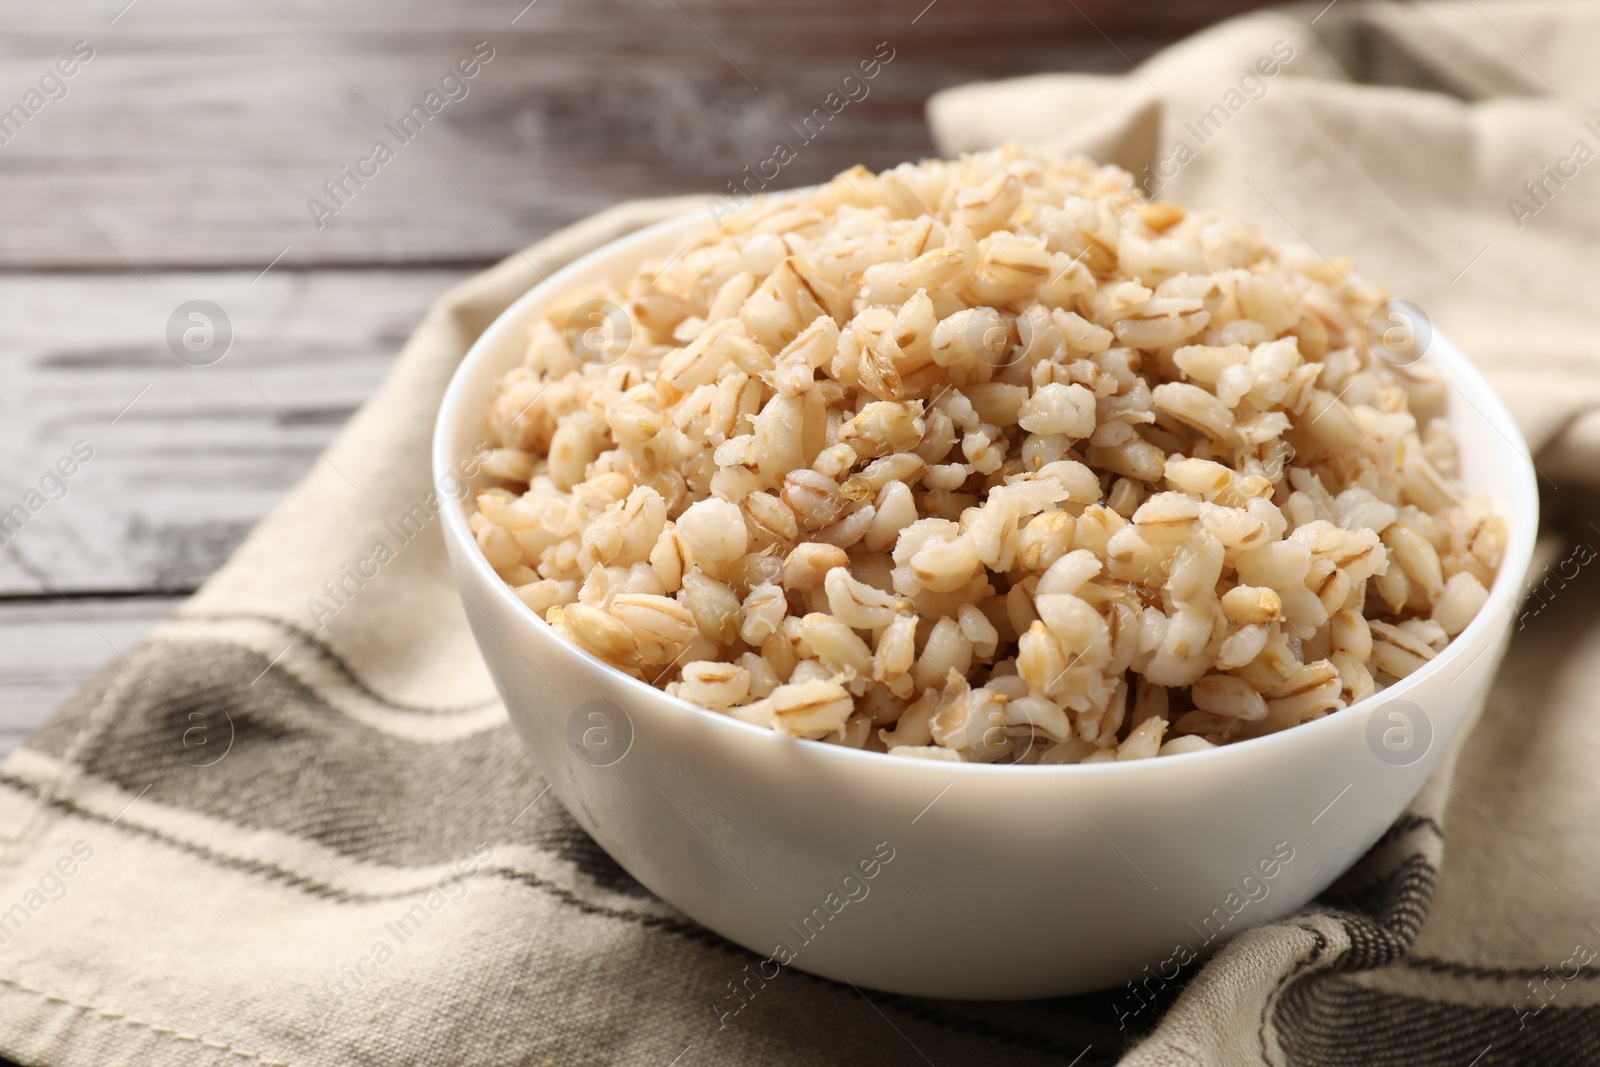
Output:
434,210,1539,999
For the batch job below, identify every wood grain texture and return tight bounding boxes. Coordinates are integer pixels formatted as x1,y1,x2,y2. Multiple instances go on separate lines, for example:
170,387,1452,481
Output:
0,270,471,596
0,0,1272,269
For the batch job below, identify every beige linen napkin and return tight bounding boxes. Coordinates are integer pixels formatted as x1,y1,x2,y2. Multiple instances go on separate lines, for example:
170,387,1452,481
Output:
1,2,1598,1064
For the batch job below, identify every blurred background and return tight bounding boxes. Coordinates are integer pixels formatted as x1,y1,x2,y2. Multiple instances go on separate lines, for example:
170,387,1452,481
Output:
0,0,1273,755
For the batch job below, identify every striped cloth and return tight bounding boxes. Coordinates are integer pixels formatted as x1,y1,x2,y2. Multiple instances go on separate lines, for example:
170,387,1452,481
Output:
4,2,1600,1063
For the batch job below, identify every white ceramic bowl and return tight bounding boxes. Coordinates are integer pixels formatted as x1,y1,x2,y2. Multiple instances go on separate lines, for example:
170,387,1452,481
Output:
433,209,1538,999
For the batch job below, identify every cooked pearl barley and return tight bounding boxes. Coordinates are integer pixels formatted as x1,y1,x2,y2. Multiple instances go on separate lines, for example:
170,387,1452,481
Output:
1221,585,1282,626
1191,674,1268,722
676,498,748,572
1369,620,1437,679
1019,383,1097,438
476,523,523,571
768,677,855,738
608,593,696,665
1432,572,1489,637
671,661,751,709
471,146,1504,761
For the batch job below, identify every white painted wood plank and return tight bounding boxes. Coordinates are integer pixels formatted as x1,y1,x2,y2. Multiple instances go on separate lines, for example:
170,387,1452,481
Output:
0,0,1258,268
0,269,472,596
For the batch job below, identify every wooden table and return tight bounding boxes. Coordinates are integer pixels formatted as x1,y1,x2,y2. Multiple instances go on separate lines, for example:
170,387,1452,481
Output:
0,0,1269,759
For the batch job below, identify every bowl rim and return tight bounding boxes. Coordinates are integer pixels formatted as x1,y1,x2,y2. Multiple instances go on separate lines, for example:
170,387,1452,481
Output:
432,204,1540,778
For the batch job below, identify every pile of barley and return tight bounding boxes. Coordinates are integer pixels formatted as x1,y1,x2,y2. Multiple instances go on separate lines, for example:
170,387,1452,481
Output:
468,146,1506,764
